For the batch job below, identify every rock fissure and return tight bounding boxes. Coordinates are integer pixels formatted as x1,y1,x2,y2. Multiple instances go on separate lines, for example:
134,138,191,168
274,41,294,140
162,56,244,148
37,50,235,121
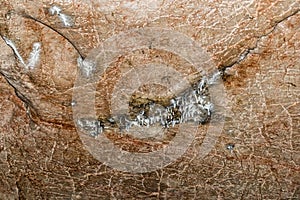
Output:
220,8,300,74
0,1,299,198
22,13,85,60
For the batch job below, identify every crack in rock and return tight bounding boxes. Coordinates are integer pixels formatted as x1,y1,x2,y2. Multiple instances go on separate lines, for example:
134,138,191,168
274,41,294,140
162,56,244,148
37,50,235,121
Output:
221,9,300,73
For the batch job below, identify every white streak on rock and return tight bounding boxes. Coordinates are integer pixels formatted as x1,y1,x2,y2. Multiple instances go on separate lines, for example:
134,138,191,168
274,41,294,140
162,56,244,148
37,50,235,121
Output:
3,37,41,70
49,5,74,27
3,37,26,66
77,57,96,77
77,118,103,137
27,42,41,69
49,5,62,15
58,13,74,27
207,71,221,85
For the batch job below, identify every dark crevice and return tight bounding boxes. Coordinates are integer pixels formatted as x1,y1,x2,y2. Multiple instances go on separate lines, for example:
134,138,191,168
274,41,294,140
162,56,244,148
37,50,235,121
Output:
220,9,300,75
0,33,39,122
1,7,299,128
22,13,85,60
0,66,37,123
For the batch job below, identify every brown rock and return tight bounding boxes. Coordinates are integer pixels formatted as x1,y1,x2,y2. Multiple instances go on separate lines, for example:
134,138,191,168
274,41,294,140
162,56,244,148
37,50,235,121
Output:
0,0,299,199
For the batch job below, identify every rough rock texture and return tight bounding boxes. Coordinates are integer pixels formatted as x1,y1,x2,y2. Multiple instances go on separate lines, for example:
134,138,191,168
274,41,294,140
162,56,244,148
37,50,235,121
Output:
0,0,299,199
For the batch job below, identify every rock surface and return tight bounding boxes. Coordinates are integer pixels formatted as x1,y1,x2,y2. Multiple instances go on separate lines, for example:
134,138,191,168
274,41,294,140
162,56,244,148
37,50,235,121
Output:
0,0,299,199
